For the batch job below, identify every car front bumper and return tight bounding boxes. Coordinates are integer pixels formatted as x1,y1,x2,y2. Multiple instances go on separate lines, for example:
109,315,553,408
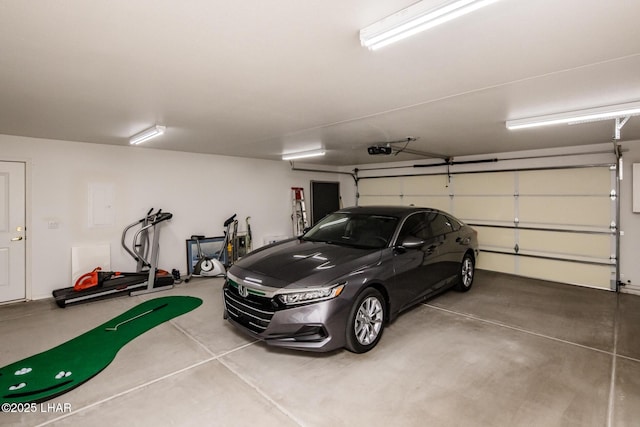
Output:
222,284,351,352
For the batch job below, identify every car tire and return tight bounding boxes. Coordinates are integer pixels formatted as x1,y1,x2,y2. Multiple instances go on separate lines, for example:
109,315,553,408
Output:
454,253,475,292
345,288,385,353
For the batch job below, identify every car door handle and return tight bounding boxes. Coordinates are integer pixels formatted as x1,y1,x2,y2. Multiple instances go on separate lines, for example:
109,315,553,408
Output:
11,236,23,241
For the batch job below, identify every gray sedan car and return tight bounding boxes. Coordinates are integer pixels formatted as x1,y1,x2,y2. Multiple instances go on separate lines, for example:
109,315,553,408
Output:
222,206,478,353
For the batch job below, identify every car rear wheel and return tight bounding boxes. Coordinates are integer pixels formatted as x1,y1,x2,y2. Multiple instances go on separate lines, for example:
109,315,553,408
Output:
345,288,385,353
455,253,474,292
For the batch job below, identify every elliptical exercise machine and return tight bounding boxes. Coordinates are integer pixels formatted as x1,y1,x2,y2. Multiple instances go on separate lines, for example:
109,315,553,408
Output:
53,209,175,307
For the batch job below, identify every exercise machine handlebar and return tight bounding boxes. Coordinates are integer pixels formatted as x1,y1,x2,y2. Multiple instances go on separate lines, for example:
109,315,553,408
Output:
224,214,237,227
151,212,173,225
121,209,172,266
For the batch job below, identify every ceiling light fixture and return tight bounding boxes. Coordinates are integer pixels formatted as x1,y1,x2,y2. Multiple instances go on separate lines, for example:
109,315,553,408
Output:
282,149,326,161
360,0,500,51
129,125,166,145
506,101,640,130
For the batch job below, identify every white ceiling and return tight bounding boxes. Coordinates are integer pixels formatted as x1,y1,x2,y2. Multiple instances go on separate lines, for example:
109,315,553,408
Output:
1,0,640,165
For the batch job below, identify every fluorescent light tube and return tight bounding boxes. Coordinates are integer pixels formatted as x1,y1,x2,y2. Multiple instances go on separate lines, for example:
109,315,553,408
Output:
506,101,640,130
129,125,166,145
360,0,500,51
282,149,326,161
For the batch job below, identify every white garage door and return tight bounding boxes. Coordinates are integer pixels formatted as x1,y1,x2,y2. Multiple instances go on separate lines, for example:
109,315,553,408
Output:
358,166,617,290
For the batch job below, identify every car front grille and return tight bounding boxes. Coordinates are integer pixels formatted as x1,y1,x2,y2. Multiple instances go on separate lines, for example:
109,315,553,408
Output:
223,285,276,333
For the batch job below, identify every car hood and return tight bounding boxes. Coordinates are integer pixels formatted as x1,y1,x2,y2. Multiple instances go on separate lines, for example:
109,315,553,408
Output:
229,238,382,289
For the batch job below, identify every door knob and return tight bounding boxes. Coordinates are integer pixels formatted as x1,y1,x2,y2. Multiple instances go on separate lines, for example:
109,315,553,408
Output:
11,236,23,241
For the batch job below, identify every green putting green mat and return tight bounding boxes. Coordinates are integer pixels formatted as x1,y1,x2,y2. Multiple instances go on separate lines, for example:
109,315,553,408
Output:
0,296,202,406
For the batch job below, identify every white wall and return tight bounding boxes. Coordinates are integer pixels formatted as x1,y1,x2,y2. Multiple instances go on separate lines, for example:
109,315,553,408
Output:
619,139,640,295
0,134,355,300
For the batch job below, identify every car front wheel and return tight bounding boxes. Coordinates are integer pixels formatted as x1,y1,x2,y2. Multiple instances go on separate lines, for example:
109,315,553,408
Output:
455,253,474,292
345,288,385,353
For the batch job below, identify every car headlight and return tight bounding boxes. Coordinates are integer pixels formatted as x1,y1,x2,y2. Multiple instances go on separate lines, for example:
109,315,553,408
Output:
277,283,345,306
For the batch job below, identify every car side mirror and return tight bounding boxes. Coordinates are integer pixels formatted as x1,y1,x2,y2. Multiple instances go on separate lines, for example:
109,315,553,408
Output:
399,235,424,249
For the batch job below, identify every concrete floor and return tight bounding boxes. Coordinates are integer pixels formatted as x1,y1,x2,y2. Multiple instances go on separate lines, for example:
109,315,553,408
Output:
1,270,639,426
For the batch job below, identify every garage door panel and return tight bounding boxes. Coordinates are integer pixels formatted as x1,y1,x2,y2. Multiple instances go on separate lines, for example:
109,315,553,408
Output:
454,172,515,195
477,252,515,274
519,197,610,227
359,178,402,196
518,230,611,259
358,195,402,206
474,226,514,250
519,168,611,195
403,175,449,196
455,197,514,222
403,196,450,211
357,164,616,290
518,257,612,290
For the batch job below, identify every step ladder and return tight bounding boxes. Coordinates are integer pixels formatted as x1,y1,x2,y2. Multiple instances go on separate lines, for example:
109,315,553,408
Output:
291,187,309,236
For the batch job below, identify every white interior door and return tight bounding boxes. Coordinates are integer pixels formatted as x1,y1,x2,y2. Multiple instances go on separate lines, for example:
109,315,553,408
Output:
0,161,26,302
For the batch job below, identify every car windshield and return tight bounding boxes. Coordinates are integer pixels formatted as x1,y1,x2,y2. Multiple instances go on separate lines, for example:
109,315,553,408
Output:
302,212,399,249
